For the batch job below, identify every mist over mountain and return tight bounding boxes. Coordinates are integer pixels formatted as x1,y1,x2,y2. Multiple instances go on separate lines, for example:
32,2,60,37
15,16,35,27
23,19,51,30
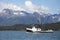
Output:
0,8,60,26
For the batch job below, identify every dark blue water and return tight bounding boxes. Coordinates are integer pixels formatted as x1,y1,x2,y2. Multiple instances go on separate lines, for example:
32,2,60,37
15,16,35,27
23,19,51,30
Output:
0,31,60,40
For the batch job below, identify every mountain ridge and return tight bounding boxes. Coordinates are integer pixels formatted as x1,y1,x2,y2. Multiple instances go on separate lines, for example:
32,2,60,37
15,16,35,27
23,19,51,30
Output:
0,8,60,26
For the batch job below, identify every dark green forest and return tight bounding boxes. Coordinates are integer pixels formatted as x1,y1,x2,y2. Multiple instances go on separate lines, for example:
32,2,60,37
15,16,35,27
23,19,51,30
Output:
0,22,60,31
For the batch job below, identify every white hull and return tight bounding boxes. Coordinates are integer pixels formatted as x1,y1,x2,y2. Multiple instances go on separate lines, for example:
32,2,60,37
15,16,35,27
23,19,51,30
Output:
26,27,53,33
26,30,53,33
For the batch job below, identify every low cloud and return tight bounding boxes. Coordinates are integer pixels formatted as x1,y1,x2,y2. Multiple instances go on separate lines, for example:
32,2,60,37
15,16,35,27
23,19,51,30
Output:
0,1,50,14
0,3,25,11
25,1,49,14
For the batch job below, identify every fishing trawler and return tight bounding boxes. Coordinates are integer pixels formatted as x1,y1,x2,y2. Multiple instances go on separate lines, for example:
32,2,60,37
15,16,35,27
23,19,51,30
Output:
26,26,53,33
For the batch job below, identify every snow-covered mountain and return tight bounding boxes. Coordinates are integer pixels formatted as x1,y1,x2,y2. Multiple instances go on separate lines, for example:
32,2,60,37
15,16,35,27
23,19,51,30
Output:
0,9,60,26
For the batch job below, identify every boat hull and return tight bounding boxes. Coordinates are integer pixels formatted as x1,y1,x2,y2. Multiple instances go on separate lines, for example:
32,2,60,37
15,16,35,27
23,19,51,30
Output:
26,30,53,33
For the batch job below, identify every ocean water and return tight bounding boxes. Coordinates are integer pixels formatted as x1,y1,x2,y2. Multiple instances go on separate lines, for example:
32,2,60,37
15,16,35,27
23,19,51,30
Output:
0,31,60,40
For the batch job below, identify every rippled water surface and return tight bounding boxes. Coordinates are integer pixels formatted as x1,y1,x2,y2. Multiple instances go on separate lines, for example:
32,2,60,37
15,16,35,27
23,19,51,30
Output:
0,31,60,40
